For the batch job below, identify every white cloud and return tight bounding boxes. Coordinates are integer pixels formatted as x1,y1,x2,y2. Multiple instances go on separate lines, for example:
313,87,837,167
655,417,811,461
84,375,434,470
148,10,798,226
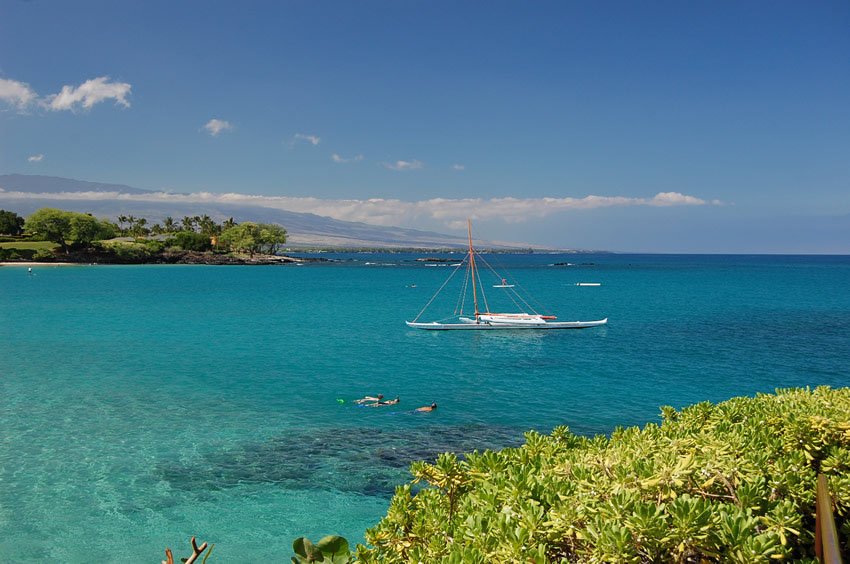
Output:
0,78,37,109
293,133,321,146
331,153,364,164
0,188,719,228
1,76,134,113
203,118,233,136
452,164,465,171
27,154,44,163
650,192,706,206
383,159,423,171
44,76,131,111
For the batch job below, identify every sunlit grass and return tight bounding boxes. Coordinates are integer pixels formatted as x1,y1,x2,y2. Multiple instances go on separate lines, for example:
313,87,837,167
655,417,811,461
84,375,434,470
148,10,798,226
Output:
0,240,58,251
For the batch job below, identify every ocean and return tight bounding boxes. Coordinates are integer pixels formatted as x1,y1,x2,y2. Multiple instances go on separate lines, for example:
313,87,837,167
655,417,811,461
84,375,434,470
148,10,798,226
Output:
1,253,848,561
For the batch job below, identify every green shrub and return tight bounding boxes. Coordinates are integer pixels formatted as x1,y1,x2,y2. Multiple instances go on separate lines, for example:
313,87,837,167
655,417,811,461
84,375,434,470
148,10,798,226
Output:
111,244,154,261
291,536,351,563
357,387,850,563
32,249,55,261
0,248,17,260
168,231,212,252
0,248,35,260
142,239,166,253
95,240,158,262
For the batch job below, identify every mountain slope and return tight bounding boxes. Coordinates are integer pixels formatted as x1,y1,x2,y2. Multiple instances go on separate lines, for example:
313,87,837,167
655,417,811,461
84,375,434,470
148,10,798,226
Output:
0,174,520,248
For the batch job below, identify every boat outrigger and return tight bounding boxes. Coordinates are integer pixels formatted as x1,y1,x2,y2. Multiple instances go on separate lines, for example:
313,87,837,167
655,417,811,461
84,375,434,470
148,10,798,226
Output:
406,220,608,331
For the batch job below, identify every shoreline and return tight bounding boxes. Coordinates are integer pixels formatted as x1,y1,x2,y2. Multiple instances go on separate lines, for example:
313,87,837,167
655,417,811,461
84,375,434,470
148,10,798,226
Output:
0,251,320,267
0,261,82,267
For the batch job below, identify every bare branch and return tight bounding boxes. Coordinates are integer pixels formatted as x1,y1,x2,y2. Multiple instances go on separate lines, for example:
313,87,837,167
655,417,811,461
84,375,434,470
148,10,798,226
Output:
186,536,210,564
163,536,209,564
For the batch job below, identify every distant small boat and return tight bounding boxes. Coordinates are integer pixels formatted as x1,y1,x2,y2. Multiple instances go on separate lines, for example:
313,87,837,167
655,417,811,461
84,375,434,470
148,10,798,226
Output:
493,278,514,288
576,282,601,287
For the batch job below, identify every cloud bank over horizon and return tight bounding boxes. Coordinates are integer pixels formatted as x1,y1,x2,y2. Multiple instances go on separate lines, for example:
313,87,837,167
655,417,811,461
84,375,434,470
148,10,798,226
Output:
0,184,719,229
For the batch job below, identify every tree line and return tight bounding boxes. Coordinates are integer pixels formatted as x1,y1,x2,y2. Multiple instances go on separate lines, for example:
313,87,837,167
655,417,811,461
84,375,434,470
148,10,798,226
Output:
0,208,287,257
115,214,238,237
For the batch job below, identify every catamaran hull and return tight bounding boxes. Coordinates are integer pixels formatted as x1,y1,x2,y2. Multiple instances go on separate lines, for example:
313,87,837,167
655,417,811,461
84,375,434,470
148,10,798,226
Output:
405,318,608,331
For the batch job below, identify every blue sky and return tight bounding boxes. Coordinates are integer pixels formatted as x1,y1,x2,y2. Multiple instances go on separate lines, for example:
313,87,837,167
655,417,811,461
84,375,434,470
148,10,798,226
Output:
1,0,848,252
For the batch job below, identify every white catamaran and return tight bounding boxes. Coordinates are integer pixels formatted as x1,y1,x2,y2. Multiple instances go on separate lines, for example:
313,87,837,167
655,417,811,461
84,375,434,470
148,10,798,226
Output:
406,220,608,331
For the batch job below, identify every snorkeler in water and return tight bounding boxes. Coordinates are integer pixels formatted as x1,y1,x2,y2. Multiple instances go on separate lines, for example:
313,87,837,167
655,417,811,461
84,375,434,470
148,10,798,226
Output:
415,402,437,412
369,396,400,407
354,394,384,405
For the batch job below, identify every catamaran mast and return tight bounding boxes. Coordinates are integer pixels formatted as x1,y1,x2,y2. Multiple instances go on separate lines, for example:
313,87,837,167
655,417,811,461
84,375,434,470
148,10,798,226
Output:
467,219,480,319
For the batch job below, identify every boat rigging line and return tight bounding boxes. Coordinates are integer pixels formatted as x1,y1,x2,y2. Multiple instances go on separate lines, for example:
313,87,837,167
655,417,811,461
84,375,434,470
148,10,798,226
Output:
453,257,471,316
474,251,550,316
411,257,464,323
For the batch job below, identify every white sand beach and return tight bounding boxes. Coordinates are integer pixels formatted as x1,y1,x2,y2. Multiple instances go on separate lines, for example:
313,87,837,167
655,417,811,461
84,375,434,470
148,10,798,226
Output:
0,262,82,267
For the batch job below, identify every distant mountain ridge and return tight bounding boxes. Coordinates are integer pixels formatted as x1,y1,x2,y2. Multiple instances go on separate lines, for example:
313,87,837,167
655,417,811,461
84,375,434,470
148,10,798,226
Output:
0,174,152,195
0,174,528,249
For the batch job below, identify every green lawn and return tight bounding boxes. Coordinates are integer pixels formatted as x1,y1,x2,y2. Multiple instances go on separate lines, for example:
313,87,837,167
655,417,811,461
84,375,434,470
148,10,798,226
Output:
0,240,58,251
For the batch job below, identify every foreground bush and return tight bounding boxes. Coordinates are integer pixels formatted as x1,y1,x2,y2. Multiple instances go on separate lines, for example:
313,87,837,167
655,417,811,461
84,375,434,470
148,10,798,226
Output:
167,231,213,252
357,387,850,563
0,247,34,260
94,240,161,262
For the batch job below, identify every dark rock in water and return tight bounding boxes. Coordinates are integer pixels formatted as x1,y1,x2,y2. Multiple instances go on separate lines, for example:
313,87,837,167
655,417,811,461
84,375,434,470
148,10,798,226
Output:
156,423,524,498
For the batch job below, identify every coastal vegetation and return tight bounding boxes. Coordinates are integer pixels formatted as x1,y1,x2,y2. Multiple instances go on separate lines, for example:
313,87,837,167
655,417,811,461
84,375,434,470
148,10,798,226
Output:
0,209,25,236
24,208,117,252
291,536,351,564
218,222,288,256
162,388,849,562
0,207,288,264
0,240,57,251
348,387,849,562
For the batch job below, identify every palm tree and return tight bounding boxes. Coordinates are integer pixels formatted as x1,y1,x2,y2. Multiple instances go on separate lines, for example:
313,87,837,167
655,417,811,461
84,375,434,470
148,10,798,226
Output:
163,216,176,233
181,216,196,232
198,215,219,236
131,217,149,237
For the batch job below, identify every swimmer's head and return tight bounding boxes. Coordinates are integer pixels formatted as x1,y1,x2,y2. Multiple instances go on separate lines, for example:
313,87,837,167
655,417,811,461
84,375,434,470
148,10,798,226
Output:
431,402,437,408
377,394,384,400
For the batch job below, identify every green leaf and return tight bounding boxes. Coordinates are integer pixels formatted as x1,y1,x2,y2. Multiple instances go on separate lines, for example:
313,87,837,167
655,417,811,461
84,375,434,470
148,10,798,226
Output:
316,535,350,563
292,536,316,560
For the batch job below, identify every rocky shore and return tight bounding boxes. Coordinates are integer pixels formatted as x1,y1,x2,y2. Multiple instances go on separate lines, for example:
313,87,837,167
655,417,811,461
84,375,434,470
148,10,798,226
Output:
148,250,313,265
2,249,323,266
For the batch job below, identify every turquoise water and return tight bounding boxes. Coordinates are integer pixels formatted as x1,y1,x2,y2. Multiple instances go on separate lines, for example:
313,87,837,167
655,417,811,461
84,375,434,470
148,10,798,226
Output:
1,254,849,561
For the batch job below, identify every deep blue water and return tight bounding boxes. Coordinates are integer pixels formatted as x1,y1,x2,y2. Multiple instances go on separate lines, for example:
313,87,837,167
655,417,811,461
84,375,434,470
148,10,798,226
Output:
1,254,849,561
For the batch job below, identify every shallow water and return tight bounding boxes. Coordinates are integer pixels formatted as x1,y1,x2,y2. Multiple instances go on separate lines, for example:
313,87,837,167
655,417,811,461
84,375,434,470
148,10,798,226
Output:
1,254,848,561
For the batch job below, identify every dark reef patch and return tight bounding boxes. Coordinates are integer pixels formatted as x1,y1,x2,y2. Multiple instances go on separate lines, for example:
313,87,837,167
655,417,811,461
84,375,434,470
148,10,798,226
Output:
156,423,525,498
